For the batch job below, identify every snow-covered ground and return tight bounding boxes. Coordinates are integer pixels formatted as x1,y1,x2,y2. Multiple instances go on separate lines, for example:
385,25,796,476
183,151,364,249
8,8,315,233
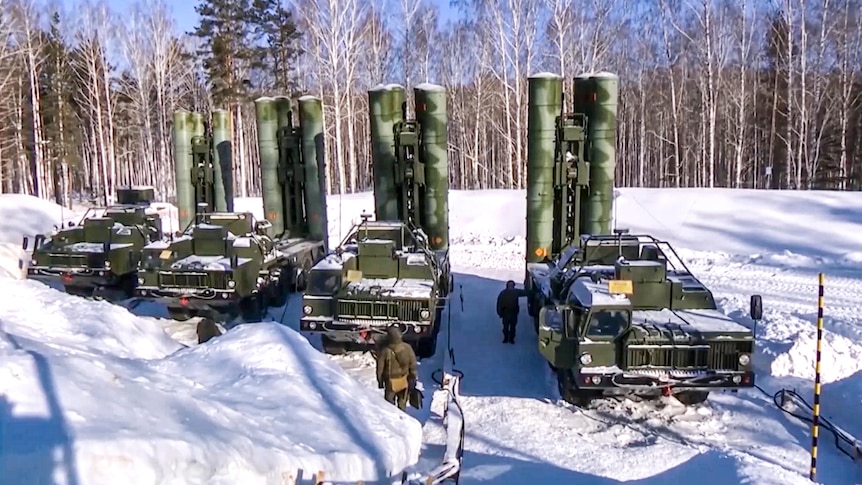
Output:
3,187,862,484
0,195,421,484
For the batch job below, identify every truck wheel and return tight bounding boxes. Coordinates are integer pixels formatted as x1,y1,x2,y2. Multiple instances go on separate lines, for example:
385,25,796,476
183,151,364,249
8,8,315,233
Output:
557,369,597,407
416,335,437,359
119,274,137,299
168,308,192,321
321,335,346,355
64,285,94,298
268,271,290,307
240,293,266,322
674,390,709,406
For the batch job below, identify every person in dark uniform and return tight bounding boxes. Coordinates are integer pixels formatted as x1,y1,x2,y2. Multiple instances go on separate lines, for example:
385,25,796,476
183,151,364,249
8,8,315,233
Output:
496,280,528,343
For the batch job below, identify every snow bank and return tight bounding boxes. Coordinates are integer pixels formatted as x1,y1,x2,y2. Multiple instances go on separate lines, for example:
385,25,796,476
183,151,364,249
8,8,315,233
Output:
0,194,81,280
0,279,422,484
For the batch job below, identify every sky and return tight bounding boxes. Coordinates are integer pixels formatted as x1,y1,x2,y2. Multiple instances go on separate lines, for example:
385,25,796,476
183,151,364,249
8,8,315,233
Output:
62,0,459,36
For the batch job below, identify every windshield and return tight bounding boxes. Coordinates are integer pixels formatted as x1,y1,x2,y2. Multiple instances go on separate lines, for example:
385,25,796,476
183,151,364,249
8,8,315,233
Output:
308,270,341,295
586,310,629,338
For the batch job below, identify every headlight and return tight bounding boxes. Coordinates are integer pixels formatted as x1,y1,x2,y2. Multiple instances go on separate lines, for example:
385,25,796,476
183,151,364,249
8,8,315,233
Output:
138,277,145,285
303,305,313,315
738,353,751,366
580,353,592,365
104,261,111,269
420,309,430,319
228,280,236,288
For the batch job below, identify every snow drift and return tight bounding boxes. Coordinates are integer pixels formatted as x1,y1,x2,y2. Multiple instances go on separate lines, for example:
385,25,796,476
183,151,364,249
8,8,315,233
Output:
0,194,78,280
0,279,421,484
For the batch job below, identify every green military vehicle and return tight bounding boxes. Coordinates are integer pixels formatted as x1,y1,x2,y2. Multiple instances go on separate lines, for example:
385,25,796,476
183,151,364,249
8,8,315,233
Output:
134,101,328,322
23,186,165,299
300,216,450,358
299,83,451,359
135,211,300,321
524,72,762,406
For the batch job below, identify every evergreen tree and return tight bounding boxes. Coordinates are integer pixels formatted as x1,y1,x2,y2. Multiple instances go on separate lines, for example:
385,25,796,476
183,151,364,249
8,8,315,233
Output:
191,0,257,107
248,0,301,94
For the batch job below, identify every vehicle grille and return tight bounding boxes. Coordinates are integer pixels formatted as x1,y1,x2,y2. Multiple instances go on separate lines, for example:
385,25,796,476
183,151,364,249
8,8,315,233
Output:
337,299,428,322
708,340,754,370
625,340,752,370
48,254,87,267
158,271,230,289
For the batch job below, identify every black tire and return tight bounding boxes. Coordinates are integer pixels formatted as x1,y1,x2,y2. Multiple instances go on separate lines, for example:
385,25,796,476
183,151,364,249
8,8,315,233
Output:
240,292,266,322
557,368,598,407
64,285,95,298
268,271,290,307
321,335,347,355
416,335,437,359
119,273,137,299
674,390,709,406
168,308,193,321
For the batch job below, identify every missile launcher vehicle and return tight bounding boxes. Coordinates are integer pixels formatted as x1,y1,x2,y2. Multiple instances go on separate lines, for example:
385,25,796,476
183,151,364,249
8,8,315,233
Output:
23,186,165,299
523,72,763,406
299,83,452,359
133,103,327,322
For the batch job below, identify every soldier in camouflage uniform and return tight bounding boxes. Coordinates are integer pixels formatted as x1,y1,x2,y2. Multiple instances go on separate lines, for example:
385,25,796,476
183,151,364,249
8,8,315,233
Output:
496,280,529,344
376,325,418,410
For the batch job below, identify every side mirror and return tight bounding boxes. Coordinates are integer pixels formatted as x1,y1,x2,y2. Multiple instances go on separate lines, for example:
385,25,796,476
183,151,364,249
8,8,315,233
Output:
750,294,763,321
22,236,29,250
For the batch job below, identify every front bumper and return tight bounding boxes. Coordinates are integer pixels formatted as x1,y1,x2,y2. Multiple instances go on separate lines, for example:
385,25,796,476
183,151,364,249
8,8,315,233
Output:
575,368,755,391
134,286,238,310
299,317,434,343
27,266,117,289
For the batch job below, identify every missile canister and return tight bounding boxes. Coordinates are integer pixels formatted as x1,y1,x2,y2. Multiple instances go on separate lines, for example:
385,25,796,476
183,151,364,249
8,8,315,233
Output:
274,95,293,130
414,83,449,251
255,96,285,235
298,95,329,246
273,95,304,234
211,108,233,212
368,84,402,221
526,72,563,263
576,72,618,235
172,109,195,230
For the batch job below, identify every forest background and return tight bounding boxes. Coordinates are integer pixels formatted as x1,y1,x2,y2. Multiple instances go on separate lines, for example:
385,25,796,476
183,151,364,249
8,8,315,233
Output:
1,0,860,206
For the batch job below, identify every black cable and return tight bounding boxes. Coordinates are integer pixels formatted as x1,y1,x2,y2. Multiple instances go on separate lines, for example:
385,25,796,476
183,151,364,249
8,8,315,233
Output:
755,384,858,459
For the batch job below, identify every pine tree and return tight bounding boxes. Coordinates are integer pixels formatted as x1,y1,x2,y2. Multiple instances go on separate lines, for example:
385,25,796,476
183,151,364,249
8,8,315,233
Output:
191,0,256,107
248,0,301,94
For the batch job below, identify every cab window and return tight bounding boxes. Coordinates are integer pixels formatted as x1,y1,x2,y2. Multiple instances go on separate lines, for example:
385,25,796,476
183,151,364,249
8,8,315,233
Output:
308,271,341,295
586,310,629,338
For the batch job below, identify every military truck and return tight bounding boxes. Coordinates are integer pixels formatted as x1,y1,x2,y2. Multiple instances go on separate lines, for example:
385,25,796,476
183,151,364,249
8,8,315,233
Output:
299,83,451,359
135,211,294,321
133,103,327,322
23,186,165,299
524,72,763,406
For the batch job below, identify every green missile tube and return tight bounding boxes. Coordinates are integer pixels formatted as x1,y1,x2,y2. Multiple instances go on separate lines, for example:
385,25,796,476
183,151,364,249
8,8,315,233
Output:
172,109,195,230
255,96,284,235
414,83,449,251
298,95,329,245
190,112,205,138
578,72,618,235
368,84,401,221
526,72,563,262
274,95,292,130
211,108,233,212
